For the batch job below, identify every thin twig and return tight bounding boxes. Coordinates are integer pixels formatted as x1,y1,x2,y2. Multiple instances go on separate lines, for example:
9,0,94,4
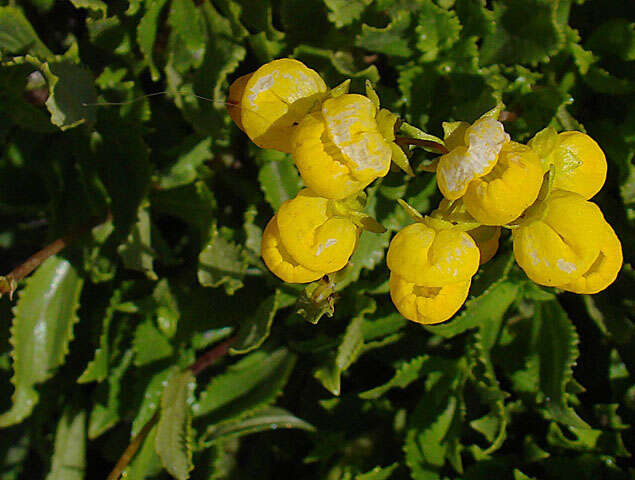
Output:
106,336,237,480
0,213,111,299
394,136,449,154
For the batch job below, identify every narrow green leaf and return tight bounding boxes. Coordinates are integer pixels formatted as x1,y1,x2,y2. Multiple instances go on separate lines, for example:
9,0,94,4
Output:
137,0,169,80
117,204,157,280
258,151,303,210
194,348,295,421
360,355,429,399
0,256,83,427
124,426,163,480
132,366,178,438
230,291,280,354
45,408,86,480
155,370,196,480
201,406,314,444
355,463,399,480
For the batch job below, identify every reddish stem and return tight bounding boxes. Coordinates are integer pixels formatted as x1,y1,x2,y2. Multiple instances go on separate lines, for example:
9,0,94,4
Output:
394,136,449,154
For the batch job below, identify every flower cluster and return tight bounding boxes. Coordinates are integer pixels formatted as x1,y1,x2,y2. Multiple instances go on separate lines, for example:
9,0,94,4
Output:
228,59,394,283
228,60,623,326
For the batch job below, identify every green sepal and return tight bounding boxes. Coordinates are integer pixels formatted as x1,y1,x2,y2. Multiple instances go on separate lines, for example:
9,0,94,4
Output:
296,278,336,325
365,79,381,110
400,121,445,147
397,199,425,223
376,108,399,142
329,79,351,98
347,211,387,233
390,143,415,177
479,102,505,121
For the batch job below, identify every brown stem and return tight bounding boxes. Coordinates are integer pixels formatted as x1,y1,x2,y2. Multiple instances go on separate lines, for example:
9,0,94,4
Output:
0,213,112,299
395,136,449,154
106,336,237,480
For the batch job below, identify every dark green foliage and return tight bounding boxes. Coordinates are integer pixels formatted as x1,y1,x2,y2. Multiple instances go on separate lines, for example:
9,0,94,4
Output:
0,1,632,479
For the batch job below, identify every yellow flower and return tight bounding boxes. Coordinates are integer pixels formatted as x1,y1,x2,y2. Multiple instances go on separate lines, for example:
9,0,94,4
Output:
436,116,510,201
529,129,607,199
559,221,622,294
386,221,480,287
389,274,470,325
463,142,544,225
292,94,392,199
468,225,501,265
261,216,325,284
228,58,327,153
275,189,361,273
512,190,607,287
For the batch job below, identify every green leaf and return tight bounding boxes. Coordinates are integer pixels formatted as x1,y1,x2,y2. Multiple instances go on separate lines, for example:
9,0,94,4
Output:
155,370,196,480
415,1,462,62
117,203,157,280
230,291,280,354
68,0,107,18
583,66,634,95
88,349,134,439
258,151,303,210
124,426,163,480
426,281,520,338
355,463,399,480
324,0,371,27
137,0,170,80
296,279,335,325
201,406,314,444
132,366,178,438
167,0,206,71
538,300,588,429
480,0,564,65
194,348,296,421
151,180,216,234
0,6,52,58
355,10,413,57
77,288,122,383
45,407,86,480
158,137,213,189
586,18,635,61
133,320,174,366
359,355,429,399
0,256,83,427
197,226,247,294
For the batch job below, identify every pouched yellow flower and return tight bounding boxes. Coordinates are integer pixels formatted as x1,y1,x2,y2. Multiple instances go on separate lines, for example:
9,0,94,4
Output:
389,274,471,325
529,129,607,199
559,222,622,294
386,221,480,287
512,190,607,287
463,142,543,225
229,58,328,153
292,94,392,199
436,117,510,201
468,225,501,265
276,189,361,273
261,217,325,284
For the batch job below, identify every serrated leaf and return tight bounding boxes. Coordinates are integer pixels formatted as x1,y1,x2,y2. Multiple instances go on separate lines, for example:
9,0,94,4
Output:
88,349,134,439
132,366,178,438
415,0,462,62
155,370,196,480
359,355,429,399
0,6,52,58
324,0,371,27
0,256,83,427
257,151,303,210
194,348,295,421
230,291,280,354
355,463,399,480
167,0,206,72
68,0,107,17
197,226,247,294
137,0,169,80
201,406,315,444
124,425,163,480
355,10,412,57
77,288,122,383
480,0,564,65
133,320,174,366
538,300,588,429
118,204,157,280
45,408,86,480
158,137,213,189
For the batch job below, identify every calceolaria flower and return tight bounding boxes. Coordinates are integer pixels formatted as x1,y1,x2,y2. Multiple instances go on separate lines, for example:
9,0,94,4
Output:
528,128,607,199
292,94,393,199
436,113,510,201
389,274,471,325
462,141,544,225
386,219,480,287
468,225,501,265
512,190,609,287
227,58,327,153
